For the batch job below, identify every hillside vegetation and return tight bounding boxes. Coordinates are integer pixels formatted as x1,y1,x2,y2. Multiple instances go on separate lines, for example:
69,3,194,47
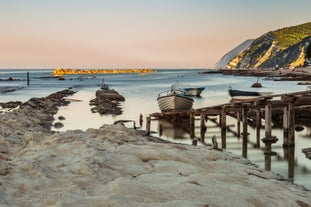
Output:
223,22,311,69
273,22,311,50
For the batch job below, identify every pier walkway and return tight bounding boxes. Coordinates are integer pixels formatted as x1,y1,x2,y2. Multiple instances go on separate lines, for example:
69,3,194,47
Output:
146,89,311,170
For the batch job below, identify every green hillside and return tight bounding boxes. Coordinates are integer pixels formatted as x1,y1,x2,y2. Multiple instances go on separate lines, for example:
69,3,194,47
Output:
225,22,311,68
272,22,311,50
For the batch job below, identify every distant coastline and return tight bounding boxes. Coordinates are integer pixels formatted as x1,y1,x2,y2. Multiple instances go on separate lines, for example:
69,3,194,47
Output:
52,68,156,76
202,67,311,81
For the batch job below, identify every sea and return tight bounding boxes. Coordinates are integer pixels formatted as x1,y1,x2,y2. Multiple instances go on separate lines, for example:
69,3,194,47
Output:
1,68,311,190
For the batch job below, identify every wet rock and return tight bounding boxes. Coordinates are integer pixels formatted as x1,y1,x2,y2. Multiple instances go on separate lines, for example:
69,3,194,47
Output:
302,148,311,159
54,122,64,129
1,124,311,206
0,89,76,148
0,101,22,109
95,89,125,101
90,88,125,115
295,125,305,132
58,116,65,120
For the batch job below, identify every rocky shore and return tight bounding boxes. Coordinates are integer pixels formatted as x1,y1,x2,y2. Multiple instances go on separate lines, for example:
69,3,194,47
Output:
202,67,311,82
0,90,311,207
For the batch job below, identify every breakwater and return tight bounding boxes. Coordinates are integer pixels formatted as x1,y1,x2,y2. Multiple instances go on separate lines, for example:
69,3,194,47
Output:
52,68,155,76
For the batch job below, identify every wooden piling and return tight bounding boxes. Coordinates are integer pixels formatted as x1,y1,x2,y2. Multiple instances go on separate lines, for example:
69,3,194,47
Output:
265,102,272,138
139,113,143,126
148,89,311,159
220,106,226,149
287,100,295,146
236,111,241,138
146,116,151,136
262,101,278,171
200,114,207,140
190,112,195,139
255,108,261,148
242,105,248,158
285,146,295,181
27,72,30,86
283,106,289,146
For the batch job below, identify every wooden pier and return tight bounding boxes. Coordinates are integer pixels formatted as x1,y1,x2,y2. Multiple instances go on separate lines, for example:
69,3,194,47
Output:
146,90,311,170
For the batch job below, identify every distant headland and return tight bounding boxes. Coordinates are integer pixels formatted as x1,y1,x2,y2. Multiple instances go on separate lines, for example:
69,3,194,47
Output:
52,68,155,76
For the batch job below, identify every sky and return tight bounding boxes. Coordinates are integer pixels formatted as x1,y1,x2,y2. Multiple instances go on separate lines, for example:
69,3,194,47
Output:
1,0,311,69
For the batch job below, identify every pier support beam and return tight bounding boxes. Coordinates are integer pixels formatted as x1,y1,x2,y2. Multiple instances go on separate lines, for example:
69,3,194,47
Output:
288,99,295,146
139,113,143,127
265,102,272,137
262,102,278,171
220,106,227,149
255,108,261,148
283,106,289,146
27,72,30,86
242,105,248,158
200,114,207,142
284,146,295,182
190,111,195,139
146,116,151,136
236,110,241,138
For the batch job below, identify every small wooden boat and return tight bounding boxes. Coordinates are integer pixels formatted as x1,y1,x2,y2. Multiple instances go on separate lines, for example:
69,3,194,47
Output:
157,89,194,112
228,89,273,102
229,89,261,97
171,81,205,97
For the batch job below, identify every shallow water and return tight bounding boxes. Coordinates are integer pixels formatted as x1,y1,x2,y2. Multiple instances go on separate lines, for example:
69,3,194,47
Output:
1,69,310,189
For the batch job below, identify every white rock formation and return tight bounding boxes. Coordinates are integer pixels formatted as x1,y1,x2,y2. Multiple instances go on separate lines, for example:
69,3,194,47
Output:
215,39,254,69
0,90,310,207
1,124,311,207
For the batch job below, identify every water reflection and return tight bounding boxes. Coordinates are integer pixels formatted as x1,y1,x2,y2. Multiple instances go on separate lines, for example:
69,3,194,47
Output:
155,115,311,190
158,118,191,139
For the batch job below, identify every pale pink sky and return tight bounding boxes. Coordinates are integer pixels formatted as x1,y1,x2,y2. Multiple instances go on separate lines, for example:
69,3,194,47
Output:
1,0,311,69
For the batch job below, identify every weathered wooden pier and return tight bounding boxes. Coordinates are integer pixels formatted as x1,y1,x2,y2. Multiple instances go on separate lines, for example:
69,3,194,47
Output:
146,90,311,170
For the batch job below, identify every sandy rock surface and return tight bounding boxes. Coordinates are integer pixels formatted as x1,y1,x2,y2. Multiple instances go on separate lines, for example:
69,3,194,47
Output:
0,90,311,207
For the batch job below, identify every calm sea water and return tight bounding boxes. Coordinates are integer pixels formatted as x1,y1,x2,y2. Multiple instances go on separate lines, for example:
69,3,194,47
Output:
1,69,310,190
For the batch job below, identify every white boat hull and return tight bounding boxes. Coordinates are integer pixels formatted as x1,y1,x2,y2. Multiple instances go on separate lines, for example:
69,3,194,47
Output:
172,82,205,97
157,94,193,112
183,88,205,96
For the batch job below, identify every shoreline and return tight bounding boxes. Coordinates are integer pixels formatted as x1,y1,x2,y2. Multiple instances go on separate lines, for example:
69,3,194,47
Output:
202,67,311,82
1,90,311,206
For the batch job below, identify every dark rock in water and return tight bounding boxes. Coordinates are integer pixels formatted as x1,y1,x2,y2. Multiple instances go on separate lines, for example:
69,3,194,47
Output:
0,86,24,93
58,116,66,120
54,122,64,129
0,101,22,109
302,148,311,160
295,125,304,132
90,88,125,115
94,89,125,102
251,82,262,88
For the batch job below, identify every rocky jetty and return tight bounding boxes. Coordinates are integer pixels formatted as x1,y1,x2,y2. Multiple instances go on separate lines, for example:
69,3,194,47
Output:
0,86,24,93
89,88,125,115
0,90,311,207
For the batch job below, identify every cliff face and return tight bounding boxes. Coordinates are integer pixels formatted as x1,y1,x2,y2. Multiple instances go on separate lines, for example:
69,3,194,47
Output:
221,22,311,69
215,39,254,69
